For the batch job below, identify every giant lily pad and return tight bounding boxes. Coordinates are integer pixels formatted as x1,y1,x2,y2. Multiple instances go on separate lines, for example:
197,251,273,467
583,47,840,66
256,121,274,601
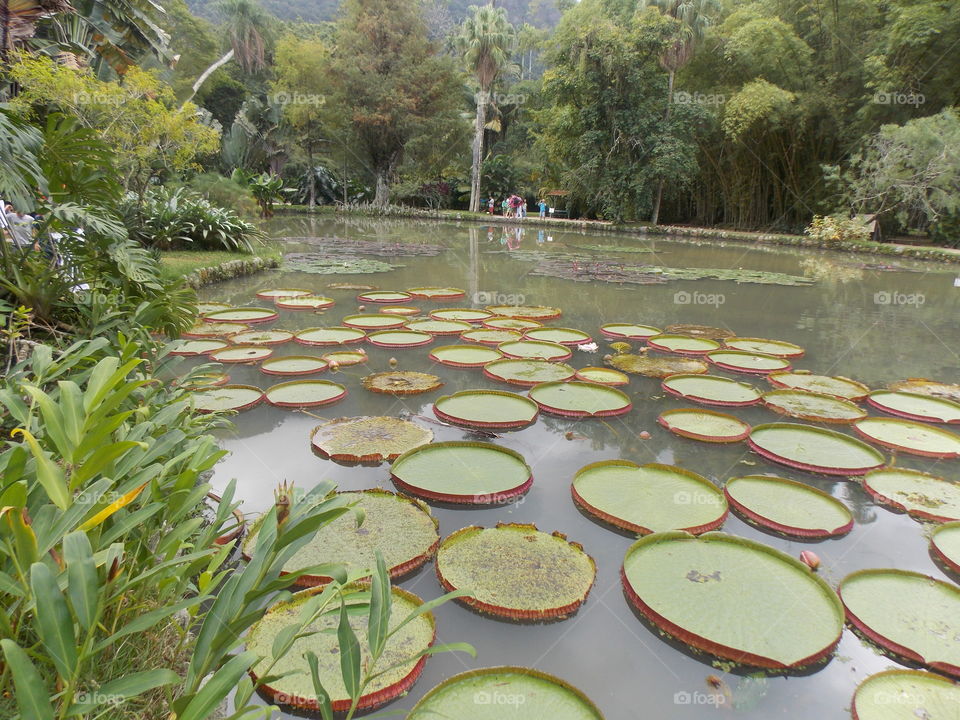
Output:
327,282,379,290
575,367,629,386
429,344,503,368
600,323,661,341
888,378,960,403
862,467,960,522
404,318,473,336
433,390,539,429
208,345,274,364
486,304,562,320
931,521,960,573
260,355,328,376
748,423,886,475
255,287,312,300
483,358,576,387
264,379,346,408
197,301,232,315
662,374,761,407
407,667,604,720
357,290,413,304
181,321,248,339
341,313,407,330
647,334,721,356
572,460,727,534
362,371,442,395
321,350,367,367
202,307,278,324
706,350,791,375
379,305,421,316
665,324,733,340
498,340,573,361
523,327,593,346
170,339,229,356
435,523,595,620
311,416,432,463
227,329,293,346
723,337,805,358
657,408,750,443
192,384,263,413
274,295,335,310
177,370,230,390
853,417,960,458
367,329,433,348
294,326,366,346
724,475,853,538
483,316,542,330
246,584,434,712
407,286,465,300
529,381,632,417
242,489,439,584
768,372,870,401
285,254,398,275
839,568,960,677
608,353,709,378
762,389,867,424
429,308,493,323
622,531,845,669
391,441,532,504
461,328,522,345
851,670,960,720
866,390,960,424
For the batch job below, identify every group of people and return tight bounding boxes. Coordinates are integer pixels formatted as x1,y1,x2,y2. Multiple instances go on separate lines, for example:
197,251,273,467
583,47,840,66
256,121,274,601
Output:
487,195,550,219
2,204,40,252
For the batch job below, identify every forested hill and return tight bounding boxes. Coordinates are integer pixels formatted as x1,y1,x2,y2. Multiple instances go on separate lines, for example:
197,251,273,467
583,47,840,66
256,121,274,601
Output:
185,0,561,28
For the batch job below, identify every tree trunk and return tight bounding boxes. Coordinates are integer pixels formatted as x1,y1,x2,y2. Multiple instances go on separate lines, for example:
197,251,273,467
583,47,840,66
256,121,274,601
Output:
651,69,675,226
469,89,488,213
183,48,235,104
307,143,316,209
375,170,390,208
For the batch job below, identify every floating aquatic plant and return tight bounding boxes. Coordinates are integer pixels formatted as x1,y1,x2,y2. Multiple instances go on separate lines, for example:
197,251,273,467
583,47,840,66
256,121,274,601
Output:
311,416,433,464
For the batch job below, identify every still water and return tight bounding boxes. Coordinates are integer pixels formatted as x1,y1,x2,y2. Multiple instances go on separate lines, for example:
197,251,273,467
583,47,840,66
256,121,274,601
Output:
196,216,960,719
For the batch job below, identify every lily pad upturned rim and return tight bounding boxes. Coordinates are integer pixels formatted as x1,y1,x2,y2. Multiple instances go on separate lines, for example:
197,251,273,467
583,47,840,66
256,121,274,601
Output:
264,379,347,408
599,322,662,340
202,307,279,324
406,286,465,300
664,323,734,340
607,353,710,378
762,388,868,424
177,371,231,390
748,422,887,476
207,345,275,364
428,307,494,323
861,467,960,523
390,441,533,505
226,329,294,346
378,305,421,316
248,583,435,712
357,290,414,304
657,408,751,443
485,304,562,320
435,522,596,620
839,568,960,677
310,416,433,463
768,371,871,401
181,322,249,339
931,521,960,574
428,344,503,368
723,475,854,538
259,355,329,376
361,371,443,395
192,384,264,413
705,350,792,375
460,328,523,345
273,295,335,310
572,459,728,534
574,366,630,386
661,374,762,407
851,669,960,720
403,318,475,336
366,329,434,348
722,336,805,358
528,381,632,417
482,316,543,330
407,666,605,720
521,327,594,347
866,390,960,425
170,339,229,356
320,350,368,366
254,287,313,300
433,389,539,429
293,326,367,346
853,417,960,459
340,313,408,330
482,358,577,387
197,301,233,315
646,334,721,356
497,339,573,361
621,530,845,670
887,378,960,402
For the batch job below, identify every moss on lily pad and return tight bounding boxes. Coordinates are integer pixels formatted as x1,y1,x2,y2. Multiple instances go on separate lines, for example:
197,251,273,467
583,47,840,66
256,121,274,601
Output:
362,371,443,395
607,353,708,377
311,415,433,464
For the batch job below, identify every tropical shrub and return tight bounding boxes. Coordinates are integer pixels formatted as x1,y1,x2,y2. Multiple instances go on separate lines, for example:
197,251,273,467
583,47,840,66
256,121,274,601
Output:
804,215,872,247
184,173,260,218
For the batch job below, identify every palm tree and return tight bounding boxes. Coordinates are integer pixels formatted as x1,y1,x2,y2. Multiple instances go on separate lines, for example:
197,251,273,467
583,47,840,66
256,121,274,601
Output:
644,0,721,224
184,0,267,103
455,4,515,213
0,0,72,63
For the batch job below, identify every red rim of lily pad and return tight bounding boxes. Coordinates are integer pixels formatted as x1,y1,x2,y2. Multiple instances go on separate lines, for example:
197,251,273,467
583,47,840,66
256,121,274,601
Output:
497,340,573,362
321,350,368,367
428,308,494,323
379,305,421,316
357,290,414,304
176,371,231,390
722,336,805,358
599,323,661,341
647,334,721,356
528,381,632,417
181,322,249,339
227,329,294,346
202,307,279,324
851,670,960,720
522,327,593,347
460,328,522,345
433,389,539,429
768,371,871,401
260,355,329,376
208,345,274,364
574,366,629,386
706,350,792,375
341,313,408,330
264,379,347,408
406,286,465,300
853,417,960,458
862,467,960,523
404,318,474,336
866,390,960,425
482,358,577,387
931,521,960,574
485,304,562,320
391,441,532,505
723,475,854,538
762,389,867,424
661,374,761,407
294,326,366,346
428,344,503,368
657,408,751,443
273,295,335,311
482,316,542,330
748,422,886,476
255,288,311,300
361,371,443,395
192,384,264,413
170,339,229,356
665,324,733,340
310,416,433,464
367,330,434,348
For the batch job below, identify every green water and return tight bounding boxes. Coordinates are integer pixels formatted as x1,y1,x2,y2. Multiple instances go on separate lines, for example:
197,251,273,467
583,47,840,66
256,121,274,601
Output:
194,215,960,719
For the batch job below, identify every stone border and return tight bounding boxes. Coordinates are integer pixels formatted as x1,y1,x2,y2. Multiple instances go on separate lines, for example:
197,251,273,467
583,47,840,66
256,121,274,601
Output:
181,256,280,289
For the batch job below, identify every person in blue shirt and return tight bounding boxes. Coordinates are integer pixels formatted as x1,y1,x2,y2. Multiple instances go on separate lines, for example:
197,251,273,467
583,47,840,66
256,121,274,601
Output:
538,199,548,218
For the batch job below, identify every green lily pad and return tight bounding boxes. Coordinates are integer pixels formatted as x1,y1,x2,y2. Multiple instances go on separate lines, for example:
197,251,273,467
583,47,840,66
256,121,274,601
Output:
483,358,577,387
283,253,400,274
208,345,274,363
768,372,870,400
181,321,248,339
357,290,413,304
260,355,328,376
227,329,293,346
367,330,434,348
327,282,379,290
192,384,263,413
361,371,443,395
888,378,960,403
528,381,632,417
246,584,434,712
255,287,312,300
461,328,523,345
498,340,573,361
854,417,960,458
429,308,493,323
391,441,532,504
486,304,562,320
242,489,439,584
274,295,335,310
748,422,886,475
647,334,721,355
622,531,844,668
433,390,539,429
762,389,867,423
341,313,407,330
406,286,465,299
436,523,596,620
404,318,474,335
657,408,751,443
862,467,960,522
170,338,229,356
177,370,230,390
483,316,542,330
724,475,853,538
665,324,733,340
523,327,593,346
851,670,960,720
662,374,761,407
599,323,661,341
931,521,960,574
197,301,232,315
202,307,279,324
294,326,366,346
723,337,805,358
429,344,503,368
608,353,708,378
378,305,421,316
311,415,432,463
573,460,727,534
867,390,960,424
574,367,629,386
264,379,346,408
408,667,604,720
706,350,792,375
321,350,368,367
839,568,960,677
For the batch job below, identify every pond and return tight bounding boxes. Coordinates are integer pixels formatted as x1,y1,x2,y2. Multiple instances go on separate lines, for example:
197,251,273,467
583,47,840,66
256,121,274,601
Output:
196,215,960,718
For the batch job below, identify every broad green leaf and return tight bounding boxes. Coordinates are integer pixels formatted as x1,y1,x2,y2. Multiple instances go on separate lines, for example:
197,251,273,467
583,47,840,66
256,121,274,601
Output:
11,428,69,509
337,599,361,699
63,532,98,631
77,481,149,531
368,550,391,658
306,651,335,720
1,639,55,720
177,650,258,720
30,562,78,679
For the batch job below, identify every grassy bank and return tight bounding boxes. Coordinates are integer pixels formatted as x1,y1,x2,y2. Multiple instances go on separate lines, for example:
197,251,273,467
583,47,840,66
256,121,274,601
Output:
158,247,282,283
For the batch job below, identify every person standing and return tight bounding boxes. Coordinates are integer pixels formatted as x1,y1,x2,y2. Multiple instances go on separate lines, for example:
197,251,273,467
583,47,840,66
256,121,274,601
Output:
538,198,548,218
520,200,527,219
4,205,37,251
501,197,509,217
487,197,495,214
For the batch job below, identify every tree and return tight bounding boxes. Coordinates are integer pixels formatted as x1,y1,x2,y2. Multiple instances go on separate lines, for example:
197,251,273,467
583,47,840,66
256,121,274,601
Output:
455,3,516,212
